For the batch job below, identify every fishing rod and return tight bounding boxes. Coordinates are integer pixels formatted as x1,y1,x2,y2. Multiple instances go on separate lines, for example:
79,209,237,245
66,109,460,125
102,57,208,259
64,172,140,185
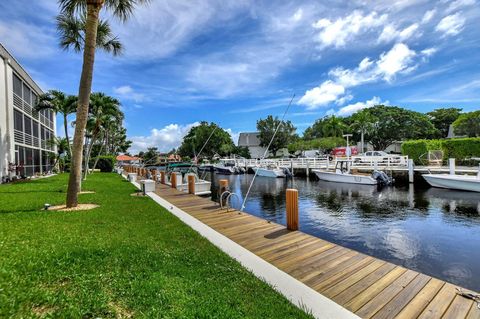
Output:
186,126,217,174
240,93,296,212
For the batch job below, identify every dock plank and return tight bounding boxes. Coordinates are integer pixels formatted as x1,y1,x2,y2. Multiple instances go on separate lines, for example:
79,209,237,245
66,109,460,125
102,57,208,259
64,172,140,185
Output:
149,179,478,319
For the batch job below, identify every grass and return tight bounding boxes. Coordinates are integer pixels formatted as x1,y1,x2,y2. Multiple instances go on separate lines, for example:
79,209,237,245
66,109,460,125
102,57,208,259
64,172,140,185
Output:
0,173,312,318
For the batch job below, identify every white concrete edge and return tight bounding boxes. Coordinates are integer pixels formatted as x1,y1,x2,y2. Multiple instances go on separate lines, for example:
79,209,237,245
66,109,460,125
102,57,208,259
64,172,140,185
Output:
123,174,359,319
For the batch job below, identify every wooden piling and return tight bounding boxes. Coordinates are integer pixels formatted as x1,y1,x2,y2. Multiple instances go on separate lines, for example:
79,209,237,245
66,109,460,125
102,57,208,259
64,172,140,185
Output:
286,189,299,231
408,159,414,183
152,170,157,181
170,173,177,189
160,171,165,184
188,175,195,194
219,179,229,206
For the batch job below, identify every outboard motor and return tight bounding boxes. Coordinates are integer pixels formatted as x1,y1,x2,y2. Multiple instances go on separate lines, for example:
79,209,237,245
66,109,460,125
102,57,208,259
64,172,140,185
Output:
372,170,394,186
283,167,293,178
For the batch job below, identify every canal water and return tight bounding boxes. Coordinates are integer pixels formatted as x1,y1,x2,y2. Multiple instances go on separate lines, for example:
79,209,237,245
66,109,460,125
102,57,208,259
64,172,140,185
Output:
208,173,480,292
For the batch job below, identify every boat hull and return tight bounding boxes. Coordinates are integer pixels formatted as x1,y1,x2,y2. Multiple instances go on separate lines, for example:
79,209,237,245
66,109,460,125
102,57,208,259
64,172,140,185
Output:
423,174,480,192
312,170,377,185
253,167,285,178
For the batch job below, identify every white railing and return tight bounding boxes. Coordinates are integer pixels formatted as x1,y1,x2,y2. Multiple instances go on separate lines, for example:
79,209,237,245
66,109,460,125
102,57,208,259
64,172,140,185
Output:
220,155,409,170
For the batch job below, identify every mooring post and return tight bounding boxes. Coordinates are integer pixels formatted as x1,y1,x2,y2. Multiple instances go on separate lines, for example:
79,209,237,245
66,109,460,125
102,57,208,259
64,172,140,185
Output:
219,179,229,207
306,160,310,177
160,171,165,184
152,170,157,182
286,188,299,231
188,174,195,194
449,158,455,175
408,159,414,183
171,172,177,189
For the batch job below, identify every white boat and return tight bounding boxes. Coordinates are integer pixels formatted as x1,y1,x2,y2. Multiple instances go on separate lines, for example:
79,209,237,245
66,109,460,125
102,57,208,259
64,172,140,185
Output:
423,173,480,192
252,166,286,178
312,161,391,185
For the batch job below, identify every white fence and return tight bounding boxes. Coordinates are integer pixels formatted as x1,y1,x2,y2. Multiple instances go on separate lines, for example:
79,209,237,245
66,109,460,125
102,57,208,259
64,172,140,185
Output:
220,155,409,170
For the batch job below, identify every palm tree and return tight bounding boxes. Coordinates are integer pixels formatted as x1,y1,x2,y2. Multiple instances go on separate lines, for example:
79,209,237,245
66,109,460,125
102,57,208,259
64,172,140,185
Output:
322,115,347,138
58,0,150,207
35,90,77,156
46,137,70,172
350,112,376,153
83,93,122,179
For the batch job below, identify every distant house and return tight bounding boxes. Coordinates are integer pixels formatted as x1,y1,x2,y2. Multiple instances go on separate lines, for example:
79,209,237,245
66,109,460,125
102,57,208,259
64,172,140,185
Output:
157,153,182,164
238,132,268,159
116,155,141,165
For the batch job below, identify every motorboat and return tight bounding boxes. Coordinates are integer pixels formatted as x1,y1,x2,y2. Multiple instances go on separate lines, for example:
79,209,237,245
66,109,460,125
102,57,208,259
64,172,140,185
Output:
213,163,235,175
312,161,393,185
423,172,480,192
252,165,286,178
162,163,212,196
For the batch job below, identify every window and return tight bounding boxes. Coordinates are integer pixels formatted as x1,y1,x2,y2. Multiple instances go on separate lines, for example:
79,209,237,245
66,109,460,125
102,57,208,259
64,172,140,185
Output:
23,83,31,105
13,74,22,97
41,126,46,141
32,121,39,138
24,116,32,135
14,110,23,131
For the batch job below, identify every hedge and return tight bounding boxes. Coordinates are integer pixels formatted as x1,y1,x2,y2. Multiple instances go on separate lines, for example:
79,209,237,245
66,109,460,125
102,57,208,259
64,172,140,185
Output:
402,138,480,165
94,155,117,172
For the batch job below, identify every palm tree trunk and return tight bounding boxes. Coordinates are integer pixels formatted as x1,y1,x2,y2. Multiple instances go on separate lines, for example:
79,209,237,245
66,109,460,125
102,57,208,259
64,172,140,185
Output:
361,130,365,154
83,135,96,180
92,136,106,171
66,2,102,208
63,114,72,156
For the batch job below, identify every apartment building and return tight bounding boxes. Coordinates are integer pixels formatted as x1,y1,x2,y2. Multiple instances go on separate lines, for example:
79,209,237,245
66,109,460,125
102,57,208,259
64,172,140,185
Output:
0,43,56,182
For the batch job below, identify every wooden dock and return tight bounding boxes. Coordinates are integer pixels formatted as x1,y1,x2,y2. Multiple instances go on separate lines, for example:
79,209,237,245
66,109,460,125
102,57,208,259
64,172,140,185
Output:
152,183,479,318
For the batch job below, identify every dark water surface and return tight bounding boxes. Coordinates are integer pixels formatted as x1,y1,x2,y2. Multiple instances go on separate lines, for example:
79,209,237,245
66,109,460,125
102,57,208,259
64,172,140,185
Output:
208,173,480,291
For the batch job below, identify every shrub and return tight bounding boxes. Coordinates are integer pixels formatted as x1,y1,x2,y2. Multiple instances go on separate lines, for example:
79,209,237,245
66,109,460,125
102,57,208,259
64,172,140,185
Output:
95,155,117,172
402,138,480,165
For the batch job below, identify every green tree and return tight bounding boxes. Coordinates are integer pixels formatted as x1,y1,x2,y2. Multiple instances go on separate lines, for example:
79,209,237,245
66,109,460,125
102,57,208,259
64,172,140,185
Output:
83,93,123,179
453,110,480,137
58,0,150,207
178,122,235,159
142,147,159,165
256,115,297,157
303,117,328,140
362,105,436,150
322,115,347,138
427,107,462,138
350,111,377,153
35,90,77,156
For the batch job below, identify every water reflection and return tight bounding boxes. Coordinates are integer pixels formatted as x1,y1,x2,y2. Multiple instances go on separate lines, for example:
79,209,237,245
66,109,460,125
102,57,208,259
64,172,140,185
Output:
209,173,480,291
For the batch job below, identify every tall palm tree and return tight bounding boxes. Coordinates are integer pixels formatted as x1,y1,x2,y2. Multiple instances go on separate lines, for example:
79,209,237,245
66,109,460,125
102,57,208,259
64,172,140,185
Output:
83,93,122,179
35,90,77,156
350,111,376,153
322,115,347,138
58,0,149,207
46,137,70,172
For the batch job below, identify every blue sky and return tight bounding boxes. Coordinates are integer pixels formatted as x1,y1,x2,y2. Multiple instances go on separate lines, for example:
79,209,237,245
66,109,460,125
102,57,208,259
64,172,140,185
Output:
1,0,479,153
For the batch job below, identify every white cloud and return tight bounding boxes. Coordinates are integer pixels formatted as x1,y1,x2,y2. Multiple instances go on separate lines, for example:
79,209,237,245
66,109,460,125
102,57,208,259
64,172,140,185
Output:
225,129,240,146
376,43,417,81
336,96,387,116
378,23,419,43
129,122,200,154
446,0,476,13
421,47,437,56
299,43,418,109
297,81,346,109
0,21,55,59
312,11,388,49
435,13,466,37
113,85,146,102
421,9,436,24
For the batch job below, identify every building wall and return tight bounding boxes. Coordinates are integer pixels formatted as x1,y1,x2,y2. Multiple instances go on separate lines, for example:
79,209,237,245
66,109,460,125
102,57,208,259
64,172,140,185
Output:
0,44,56,182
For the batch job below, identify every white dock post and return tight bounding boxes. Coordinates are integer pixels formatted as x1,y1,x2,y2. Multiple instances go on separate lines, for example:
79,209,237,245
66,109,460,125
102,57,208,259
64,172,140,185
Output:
326,156,330,170
306,160,310,177
408,159,414,183
449,158,455,175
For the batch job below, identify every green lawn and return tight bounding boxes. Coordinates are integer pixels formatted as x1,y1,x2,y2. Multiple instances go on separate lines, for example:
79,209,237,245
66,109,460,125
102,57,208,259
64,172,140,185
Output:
0,173,311,318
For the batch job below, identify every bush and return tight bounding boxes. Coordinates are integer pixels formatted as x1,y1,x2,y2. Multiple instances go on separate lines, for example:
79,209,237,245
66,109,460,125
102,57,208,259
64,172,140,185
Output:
288,137,346,153
94,155,116,172
402,138,480,165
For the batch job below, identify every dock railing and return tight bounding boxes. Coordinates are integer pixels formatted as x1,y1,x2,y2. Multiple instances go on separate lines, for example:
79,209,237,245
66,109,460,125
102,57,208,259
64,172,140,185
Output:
220,155,409,170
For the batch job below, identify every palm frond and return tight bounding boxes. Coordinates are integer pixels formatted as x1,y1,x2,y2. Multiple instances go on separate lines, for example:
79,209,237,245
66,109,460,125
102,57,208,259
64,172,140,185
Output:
104,0,151,22
56,13,84,52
